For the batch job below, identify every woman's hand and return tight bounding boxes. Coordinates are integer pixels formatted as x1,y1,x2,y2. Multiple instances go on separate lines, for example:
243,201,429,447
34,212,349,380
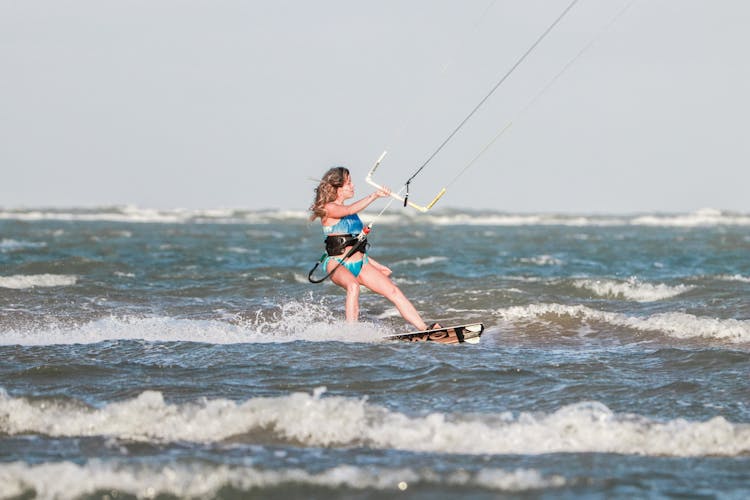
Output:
375,186,391,198
368,257,392,277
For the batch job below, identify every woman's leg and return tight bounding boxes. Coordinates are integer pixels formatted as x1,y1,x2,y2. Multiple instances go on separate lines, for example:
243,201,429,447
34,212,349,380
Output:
328,260,360,322
357,263,428,330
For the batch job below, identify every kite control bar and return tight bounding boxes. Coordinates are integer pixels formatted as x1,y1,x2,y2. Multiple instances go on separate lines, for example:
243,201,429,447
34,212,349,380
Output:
365,151,447,213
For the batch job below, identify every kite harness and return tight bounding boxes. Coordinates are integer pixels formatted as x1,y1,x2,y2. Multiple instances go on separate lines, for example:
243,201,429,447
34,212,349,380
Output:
307,224,371,284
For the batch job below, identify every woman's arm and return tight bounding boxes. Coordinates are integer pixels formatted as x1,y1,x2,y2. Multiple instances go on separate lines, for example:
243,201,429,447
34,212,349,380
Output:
324,189,388,219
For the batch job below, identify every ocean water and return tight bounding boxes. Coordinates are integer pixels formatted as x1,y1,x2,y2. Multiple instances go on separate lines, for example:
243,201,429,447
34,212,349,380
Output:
1,206,749,499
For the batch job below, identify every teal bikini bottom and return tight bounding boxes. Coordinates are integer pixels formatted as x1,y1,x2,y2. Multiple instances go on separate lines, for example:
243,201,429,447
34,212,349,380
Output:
323,254,369,278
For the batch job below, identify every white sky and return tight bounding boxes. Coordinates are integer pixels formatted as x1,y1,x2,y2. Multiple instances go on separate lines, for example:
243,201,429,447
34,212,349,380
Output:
2,0,748,213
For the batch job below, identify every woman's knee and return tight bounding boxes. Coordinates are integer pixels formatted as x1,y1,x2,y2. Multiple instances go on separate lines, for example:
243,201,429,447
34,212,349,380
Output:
383,285,405,302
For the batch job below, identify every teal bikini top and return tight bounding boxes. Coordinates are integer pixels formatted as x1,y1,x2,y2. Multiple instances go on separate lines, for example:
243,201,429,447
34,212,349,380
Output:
322,214,364,235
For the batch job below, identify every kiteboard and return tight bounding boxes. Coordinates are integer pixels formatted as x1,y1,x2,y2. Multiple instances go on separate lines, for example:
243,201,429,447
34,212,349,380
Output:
385,322,484,345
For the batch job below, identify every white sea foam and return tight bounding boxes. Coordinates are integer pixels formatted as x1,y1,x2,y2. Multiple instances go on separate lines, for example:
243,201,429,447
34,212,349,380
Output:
420,208,750,227
572,278,692,302
496,303,750,343
0,274,77,289
0,389,747,457
0,206,310,224
2,206,748,226
225,246,252,254
0,239,47,252
422,213,625,227
0,317,247,346
392,256,448,266
0,303,387,346
519,255,563,266
631,208,750,227
0,461,564,499
717,274,750,283
0,206,188,223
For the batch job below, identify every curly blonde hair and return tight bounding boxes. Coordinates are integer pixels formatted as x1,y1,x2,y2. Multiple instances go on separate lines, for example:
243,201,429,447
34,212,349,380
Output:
309,166,350,221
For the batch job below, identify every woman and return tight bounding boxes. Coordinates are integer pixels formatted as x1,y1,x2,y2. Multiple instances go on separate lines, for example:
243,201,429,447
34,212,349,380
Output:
309,166,438,331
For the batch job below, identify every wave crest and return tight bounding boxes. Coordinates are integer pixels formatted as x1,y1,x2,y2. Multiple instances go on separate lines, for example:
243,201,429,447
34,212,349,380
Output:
496,303,750,343
572,278,692,302
0,461,565,498
1,389,747,457
2,206,749,226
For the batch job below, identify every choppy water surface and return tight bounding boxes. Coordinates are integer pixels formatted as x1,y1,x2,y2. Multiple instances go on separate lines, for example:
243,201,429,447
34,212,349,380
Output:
1,207,749,499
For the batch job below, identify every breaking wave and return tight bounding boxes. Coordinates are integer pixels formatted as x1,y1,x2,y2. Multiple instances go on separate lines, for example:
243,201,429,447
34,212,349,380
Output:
0,206,308,224
572,278,692,302
1,389,747,457
2,206,749,227
496,303,750,343
392,256,448,267
0,239,47,252
630,208,750,227
0,302,388,346
717,274,750,283
519,255,563,266
0,461,564,498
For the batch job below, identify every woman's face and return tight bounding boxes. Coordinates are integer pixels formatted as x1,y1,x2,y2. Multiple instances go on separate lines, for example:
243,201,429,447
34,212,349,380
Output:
338,175,355,200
